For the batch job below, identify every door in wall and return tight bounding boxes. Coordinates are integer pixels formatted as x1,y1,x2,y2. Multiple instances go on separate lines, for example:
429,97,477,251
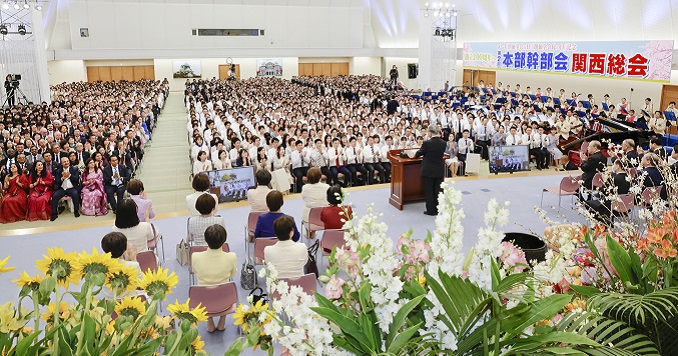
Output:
218,64,240,80
661,84,678,114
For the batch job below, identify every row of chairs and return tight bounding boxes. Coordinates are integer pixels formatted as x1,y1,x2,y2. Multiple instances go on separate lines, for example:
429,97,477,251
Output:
541,173,663,222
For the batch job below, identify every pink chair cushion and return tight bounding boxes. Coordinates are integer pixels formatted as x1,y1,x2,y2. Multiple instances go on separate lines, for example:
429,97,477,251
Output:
254,238,277,265
136,251,157,274
189,282,238,317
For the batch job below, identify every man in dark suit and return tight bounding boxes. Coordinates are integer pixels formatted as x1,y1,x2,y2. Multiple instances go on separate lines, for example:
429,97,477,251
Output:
42,152,57,177
103,154,131,213
649,137,667,162
584,159,630,225
416,125,447,216
51,156,81,221
580,140,607,192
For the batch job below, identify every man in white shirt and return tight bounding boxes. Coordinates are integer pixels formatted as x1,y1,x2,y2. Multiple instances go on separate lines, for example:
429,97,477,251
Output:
380,135,396,183
474,117,492,160
505,126,522,146
362,135,386,184
457,129,474,163
328,138,352,187
291,140,310,193
229,138,242,166
526,127,546,170
345,136,368,186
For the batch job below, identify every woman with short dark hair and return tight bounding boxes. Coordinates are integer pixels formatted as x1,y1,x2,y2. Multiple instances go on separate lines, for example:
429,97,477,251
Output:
111,198,153,258
254,190,300,241
191,224,237,332
127,179,155,222
188,193,226,246
263,215,308,279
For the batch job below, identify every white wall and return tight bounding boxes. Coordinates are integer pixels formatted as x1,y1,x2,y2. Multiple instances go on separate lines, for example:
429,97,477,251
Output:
67,0,363,51
457,0,678,46
84,59,154,67
383,57,418,89
351,57,382,75
47,60,86,85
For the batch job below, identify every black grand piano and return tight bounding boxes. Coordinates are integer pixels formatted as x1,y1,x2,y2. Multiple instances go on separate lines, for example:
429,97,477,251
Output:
562,117,653,152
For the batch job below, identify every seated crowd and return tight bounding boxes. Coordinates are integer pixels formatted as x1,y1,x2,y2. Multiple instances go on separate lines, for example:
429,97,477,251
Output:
0,79,169,223
184,75,676,190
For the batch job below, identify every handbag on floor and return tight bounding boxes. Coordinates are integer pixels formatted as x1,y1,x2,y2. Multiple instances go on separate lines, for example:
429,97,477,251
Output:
248,287,268,305
240,257,258,290
305,240,319,278
175,239,189,266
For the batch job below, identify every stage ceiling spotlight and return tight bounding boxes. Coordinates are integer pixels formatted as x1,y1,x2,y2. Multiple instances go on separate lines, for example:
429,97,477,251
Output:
13,2,19,9
35,4,41,10
1,2,8,10
17,24,26,35
23,1,29,9
0,25,7,36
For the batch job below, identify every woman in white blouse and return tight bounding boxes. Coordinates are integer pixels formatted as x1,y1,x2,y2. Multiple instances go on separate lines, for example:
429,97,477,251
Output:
193,151,213,175
270,145,291,193
190,136,208,161
111,199,153,259
212,149,232,170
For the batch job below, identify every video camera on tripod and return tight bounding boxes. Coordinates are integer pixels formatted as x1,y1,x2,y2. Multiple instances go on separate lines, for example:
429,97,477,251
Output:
6,74,21,88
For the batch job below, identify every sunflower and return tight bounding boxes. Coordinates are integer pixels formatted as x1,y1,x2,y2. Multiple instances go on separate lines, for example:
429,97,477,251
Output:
233,300,273,333
13,272,43,291
114,296,146,319
41,301,71,324
0,256,16,273
74,248,118,280
35,247,79,288
191,335,206,355
138,267,178,300
105,264,140,294
167,299,207,324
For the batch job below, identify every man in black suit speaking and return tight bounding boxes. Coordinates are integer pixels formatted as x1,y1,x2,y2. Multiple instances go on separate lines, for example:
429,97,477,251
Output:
416,125,447,216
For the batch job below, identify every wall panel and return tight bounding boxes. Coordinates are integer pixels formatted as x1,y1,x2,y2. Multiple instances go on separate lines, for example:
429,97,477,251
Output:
98,67,112,82
110,67,122,82
121,67,134,81
144,66,155,80
133,66,145,81
87,67,99,82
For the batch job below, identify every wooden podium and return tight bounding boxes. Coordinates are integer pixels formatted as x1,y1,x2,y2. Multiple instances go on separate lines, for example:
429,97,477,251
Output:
388,149,425,210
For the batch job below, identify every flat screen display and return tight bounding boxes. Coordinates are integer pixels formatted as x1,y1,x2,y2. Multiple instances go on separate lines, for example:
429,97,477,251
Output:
206,166,256,203
489,145,531,173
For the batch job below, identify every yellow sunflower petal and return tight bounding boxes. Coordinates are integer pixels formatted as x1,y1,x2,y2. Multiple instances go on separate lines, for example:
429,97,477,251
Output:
0,256,16,273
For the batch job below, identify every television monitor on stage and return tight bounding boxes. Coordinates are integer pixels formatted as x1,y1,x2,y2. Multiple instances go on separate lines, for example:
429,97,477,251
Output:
206,166,256,203
489,145,531,174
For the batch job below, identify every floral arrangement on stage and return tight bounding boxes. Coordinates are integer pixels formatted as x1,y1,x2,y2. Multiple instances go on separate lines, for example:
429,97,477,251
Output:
0,249,206,355
228,181,669,355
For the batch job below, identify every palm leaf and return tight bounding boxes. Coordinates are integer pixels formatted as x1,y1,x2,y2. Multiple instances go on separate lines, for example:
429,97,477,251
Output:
587,287,678,326
554,311,660,355
425,269,490,334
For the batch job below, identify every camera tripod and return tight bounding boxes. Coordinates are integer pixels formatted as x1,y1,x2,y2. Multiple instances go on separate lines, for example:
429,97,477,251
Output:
1,84,29,107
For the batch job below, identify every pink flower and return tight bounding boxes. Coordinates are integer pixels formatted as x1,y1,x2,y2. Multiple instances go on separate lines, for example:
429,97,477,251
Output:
500,242,527,272
325,275,346,299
